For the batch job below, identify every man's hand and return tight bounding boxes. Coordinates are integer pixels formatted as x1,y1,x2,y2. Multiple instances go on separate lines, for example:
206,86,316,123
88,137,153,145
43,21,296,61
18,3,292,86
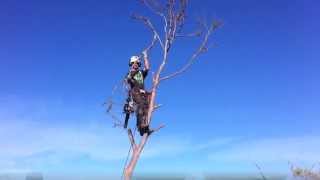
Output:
142,50,148,58
142,50,150,70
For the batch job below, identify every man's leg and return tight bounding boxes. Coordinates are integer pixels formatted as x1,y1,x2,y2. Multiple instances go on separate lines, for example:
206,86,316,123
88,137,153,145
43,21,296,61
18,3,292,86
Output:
133,90,151,136
140,93,151,135
136,106,145,136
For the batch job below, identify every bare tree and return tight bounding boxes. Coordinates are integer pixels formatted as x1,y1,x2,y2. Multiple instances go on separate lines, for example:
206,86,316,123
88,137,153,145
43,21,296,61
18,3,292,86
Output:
289,162,320,180
107,0,221,179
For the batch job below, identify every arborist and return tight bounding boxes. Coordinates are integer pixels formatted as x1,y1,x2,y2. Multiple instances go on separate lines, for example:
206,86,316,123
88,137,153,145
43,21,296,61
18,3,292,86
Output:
123,51,151,136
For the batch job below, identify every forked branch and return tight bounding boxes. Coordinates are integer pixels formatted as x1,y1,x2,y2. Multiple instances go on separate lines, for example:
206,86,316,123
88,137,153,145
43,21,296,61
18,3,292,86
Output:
160,20,222,81
144,34,158,53
131,13,164,50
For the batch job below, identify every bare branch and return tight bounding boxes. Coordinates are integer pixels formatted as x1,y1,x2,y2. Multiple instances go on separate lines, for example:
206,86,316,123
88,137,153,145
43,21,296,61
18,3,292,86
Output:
254,163,267,180
128,129,137,150
153,104,162,110
152,1,179,85
162,14,168,34
159,20,221,81
140,0,164,16
151,0,187,85
178,16,211,41
176,29,202,37
131,13,164,50
175,0,188,34
144,34,157,53
105,99,125,128
140,0,169,35
148,124,165,135
152,104,162,113
105,99,113,113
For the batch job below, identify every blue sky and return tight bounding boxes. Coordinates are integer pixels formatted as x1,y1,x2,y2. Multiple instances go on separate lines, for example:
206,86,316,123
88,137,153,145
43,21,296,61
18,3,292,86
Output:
0,0,319,177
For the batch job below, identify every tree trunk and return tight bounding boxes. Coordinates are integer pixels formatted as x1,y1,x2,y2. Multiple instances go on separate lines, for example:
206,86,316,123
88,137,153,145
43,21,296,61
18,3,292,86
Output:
123,88,157,180
123,134,149,180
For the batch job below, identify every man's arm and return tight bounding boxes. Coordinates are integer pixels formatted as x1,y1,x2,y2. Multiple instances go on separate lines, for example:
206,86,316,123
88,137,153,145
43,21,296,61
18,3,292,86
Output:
142,50,150,78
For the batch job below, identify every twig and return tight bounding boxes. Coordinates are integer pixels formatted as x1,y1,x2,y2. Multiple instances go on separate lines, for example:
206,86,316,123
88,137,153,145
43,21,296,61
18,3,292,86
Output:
131,13,164,50
105,100,124,128
140,0,165,17
159,20,221,81
176,30,203,37
142,34,157,56
254,163,267,180
153,104,162,110
148,124,165,135
140,0,168,35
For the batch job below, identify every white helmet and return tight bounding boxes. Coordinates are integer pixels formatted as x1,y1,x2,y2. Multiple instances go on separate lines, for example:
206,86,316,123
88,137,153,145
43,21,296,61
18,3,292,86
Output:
129,56,141,66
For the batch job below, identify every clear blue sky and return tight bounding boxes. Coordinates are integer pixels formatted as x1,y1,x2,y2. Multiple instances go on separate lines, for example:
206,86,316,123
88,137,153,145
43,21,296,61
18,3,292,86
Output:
0,0,319,177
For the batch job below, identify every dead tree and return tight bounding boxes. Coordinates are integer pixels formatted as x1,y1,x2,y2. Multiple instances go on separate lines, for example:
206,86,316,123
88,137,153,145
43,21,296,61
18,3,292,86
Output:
108,1,221,179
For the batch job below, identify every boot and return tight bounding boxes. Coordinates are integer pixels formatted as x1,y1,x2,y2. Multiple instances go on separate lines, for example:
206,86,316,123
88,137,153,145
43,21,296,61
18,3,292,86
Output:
139,125,150,136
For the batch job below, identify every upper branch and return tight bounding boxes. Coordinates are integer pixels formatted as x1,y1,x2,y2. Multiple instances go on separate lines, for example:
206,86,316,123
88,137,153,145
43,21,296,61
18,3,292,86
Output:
144,34,158,53
140,0,168,34
131,13,164,50
176,30,202,37
152,0,186,85
140,0,164,16
175,0,187,34
159,20,221,81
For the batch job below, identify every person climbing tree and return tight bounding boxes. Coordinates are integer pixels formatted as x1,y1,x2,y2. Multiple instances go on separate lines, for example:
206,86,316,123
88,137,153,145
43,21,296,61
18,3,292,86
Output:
123,50,151,136
105,1,221,179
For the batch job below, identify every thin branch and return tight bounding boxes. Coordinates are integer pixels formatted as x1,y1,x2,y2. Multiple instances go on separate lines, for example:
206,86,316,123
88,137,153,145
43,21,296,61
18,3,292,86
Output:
179,16,210,39
153,104,162,110
105,99,125,128
140,0,169,35
127,129,137,150
254,163,267,180
105,99,113,113
162,14,168,34
103,80,126,128
111,120,124,128
152,71,156,84
148,124,165,135
131,13,164,50
150,0,189,89
143,34,157,53
176,29,202,37
153,3,178,85
159,20,221,81
175,0,187,34
140,0,164,16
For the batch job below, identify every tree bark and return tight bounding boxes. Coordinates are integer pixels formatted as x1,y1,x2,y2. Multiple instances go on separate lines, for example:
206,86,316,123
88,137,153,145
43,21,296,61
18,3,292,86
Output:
123,133,149,180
